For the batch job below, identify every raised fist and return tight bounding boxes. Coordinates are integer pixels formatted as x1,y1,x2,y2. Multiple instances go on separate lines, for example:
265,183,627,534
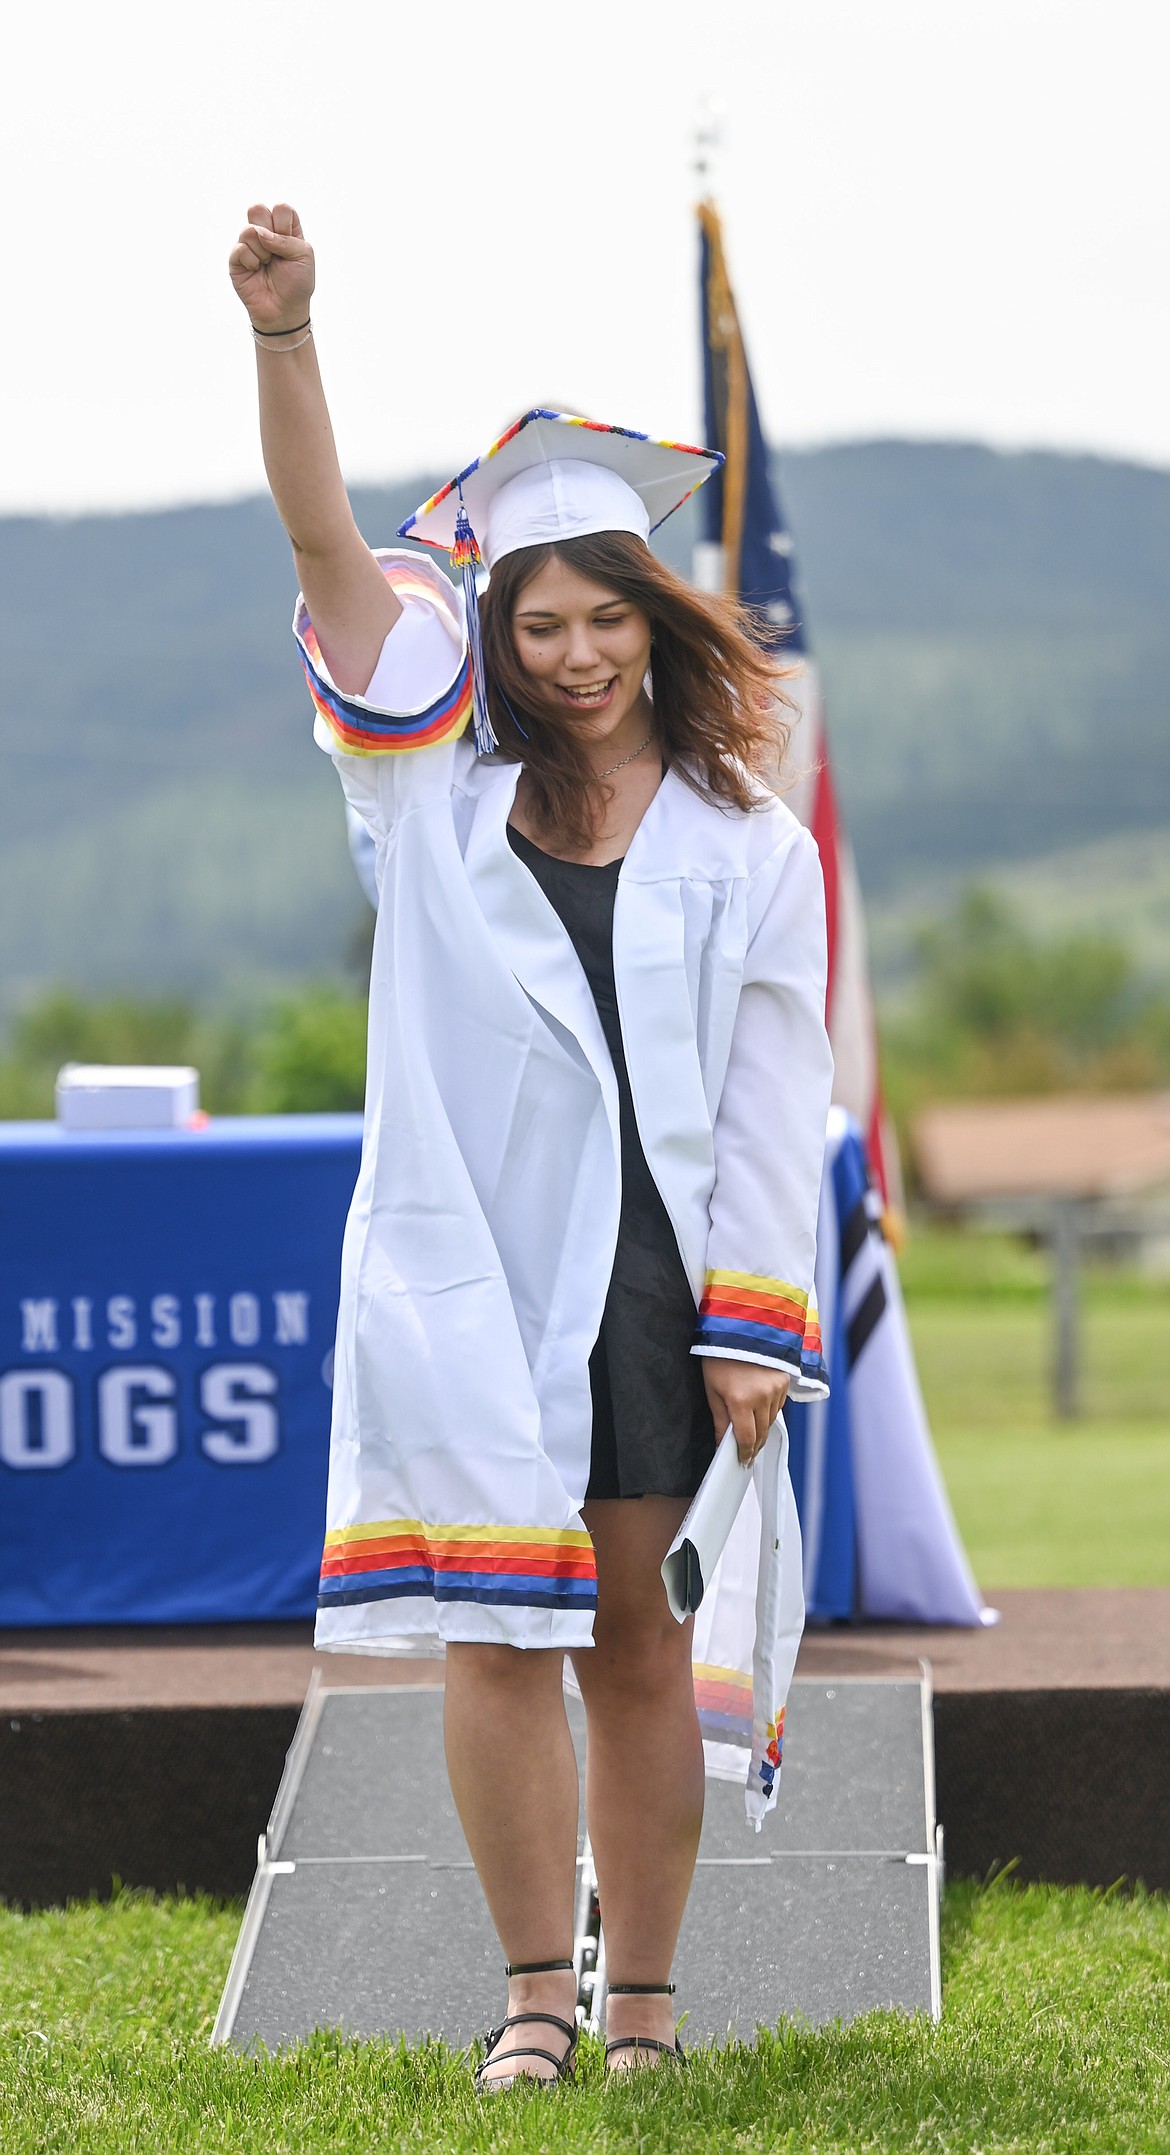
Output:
229,203,315,334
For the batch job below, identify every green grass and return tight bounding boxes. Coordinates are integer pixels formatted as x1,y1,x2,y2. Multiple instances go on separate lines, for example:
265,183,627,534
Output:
901,1229,1170,1587
928,1421,1170,1587
0,1882,1167,2152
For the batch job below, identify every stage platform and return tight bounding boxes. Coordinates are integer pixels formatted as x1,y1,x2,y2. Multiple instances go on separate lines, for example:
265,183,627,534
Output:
1,1589,1167,1906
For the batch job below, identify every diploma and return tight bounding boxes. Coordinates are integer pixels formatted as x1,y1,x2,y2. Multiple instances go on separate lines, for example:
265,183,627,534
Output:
661,1420,784,1621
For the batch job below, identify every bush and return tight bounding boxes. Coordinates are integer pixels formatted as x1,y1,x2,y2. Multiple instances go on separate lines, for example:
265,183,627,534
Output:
248,987,368,1112
880,887,1170,1169
0,985,368,1120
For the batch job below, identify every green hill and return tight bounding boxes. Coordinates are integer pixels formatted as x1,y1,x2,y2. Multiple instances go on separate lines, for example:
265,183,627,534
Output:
1,445,1167,1014
774,444,1170,893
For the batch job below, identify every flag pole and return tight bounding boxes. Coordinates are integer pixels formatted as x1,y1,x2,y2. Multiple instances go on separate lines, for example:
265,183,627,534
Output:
691,109,748,592
692,177,904,1217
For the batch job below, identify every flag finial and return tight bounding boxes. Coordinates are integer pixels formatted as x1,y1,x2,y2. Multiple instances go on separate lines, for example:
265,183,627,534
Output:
693,97,726,197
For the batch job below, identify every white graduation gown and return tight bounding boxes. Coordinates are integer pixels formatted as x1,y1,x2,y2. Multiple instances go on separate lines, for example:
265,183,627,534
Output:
297,551,833,1821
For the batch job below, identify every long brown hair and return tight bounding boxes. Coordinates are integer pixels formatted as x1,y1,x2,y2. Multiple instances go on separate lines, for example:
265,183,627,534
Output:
479,531,795,853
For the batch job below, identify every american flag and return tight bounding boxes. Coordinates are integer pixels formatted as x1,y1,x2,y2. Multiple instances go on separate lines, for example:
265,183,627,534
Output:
696,200,898,1207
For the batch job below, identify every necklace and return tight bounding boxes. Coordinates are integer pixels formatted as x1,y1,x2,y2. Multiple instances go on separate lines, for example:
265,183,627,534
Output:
594,727,656,781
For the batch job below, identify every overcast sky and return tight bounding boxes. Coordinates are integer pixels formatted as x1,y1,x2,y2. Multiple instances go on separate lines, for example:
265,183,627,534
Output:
4,0,1167,515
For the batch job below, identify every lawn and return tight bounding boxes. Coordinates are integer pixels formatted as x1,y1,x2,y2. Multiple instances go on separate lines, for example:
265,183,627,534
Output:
900,1229,1170,1587
0,1881,1167,2153
3,1229,1164,2152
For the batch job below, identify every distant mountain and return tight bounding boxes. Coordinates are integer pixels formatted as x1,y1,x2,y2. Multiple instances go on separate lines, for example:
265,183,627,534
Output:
1,444,1166,1012
770,445,1170,892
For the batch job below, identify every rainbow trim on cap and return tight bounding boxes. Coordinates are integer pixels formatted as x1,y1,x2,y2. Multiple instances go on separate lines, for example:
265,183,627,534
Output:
397,408,723,549
694,1269,827,1391
318,1517,597,1613
295,555,473,757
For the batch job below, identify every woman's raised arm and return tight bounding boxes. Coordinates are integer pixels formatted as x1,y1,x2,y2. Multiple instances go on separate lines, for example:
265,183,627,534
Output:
229,203,401,694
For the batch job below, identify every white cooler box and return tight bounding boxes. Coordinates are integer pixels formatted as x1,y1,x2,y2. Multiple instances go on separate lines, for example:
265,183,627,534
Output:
55,1064,201,1131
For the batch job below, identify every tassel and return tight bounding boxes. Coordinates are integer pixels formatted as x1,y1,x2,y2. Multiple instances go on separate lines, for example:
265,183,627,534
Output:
452,503,498,756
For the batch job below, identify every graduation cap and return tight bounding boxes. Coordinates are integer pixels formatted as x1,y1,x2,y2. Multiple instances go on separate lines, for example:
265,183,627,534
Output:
398,409,722,754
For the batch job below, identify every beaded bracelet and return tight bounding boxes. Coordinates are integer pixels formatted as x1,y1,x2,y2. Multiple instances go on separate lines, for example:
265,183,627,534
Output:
252,327,313,352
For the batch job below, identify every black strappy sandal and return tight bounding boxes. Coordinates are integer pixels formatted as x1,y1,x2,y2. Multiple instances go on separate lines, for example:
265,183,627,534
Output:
604,1980,685,2069
474,1958,578,2094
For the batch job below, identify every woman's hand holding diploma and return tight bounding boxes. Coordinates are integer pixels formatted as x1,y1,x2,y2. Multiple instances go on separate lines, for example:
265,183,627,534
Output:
227,202,400,693
703,1358,790,1467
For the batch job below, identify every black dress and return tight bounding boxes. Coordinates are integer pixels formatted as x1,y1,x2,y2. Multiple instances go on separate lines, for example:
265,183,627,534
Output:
508,825,716,1502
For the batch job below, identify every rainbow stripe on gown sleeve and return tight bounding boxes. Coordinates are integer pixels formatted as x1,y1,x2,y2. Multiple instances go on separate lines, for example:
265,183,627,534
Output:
294,549,473,756
693,1268,828,1396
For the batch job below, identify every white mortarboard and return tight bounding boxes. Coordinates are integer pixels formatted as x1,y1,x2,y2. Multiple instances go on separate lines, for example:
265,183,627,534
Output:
399,408,722,567
398,408,723,752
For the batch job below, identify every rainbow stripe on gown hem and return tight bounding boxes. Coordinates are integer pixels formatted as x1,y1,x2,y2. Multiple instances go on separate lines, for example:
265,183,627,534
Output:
318,1517,597,1613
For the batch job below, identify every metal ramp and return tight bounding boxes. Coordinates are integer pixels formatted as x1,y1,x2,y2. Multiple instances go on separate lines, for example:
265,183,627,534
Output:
212,1681,588,2050
212,1675,941,2050
676,1679,941,2036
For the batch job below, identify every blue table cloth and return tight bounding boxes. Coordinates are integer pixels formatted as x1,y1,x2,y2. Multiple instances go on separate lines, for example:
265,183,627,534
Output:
0,1110,984,1630
0,1116,362,1626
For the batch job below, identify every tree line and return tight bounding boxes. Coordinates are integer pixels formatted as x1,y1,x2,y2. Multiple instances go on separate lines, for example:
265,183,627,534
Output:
2,888,1167,1135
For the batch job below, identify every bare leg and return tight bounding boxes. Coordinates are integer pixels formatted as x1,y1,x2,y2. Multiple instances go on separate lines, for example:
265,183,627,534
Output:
444,1642,579,2082
569,1496,704,2064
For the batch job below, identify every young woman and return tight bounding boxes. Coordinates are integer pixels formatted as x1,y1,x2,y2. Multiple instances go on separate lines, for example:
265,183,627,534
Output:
230,202,833,2085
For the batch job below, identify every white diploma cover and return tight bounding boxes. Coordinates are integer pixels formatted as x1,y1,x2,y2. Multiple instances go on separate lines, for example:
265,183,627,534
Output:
661,1418,788,1621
